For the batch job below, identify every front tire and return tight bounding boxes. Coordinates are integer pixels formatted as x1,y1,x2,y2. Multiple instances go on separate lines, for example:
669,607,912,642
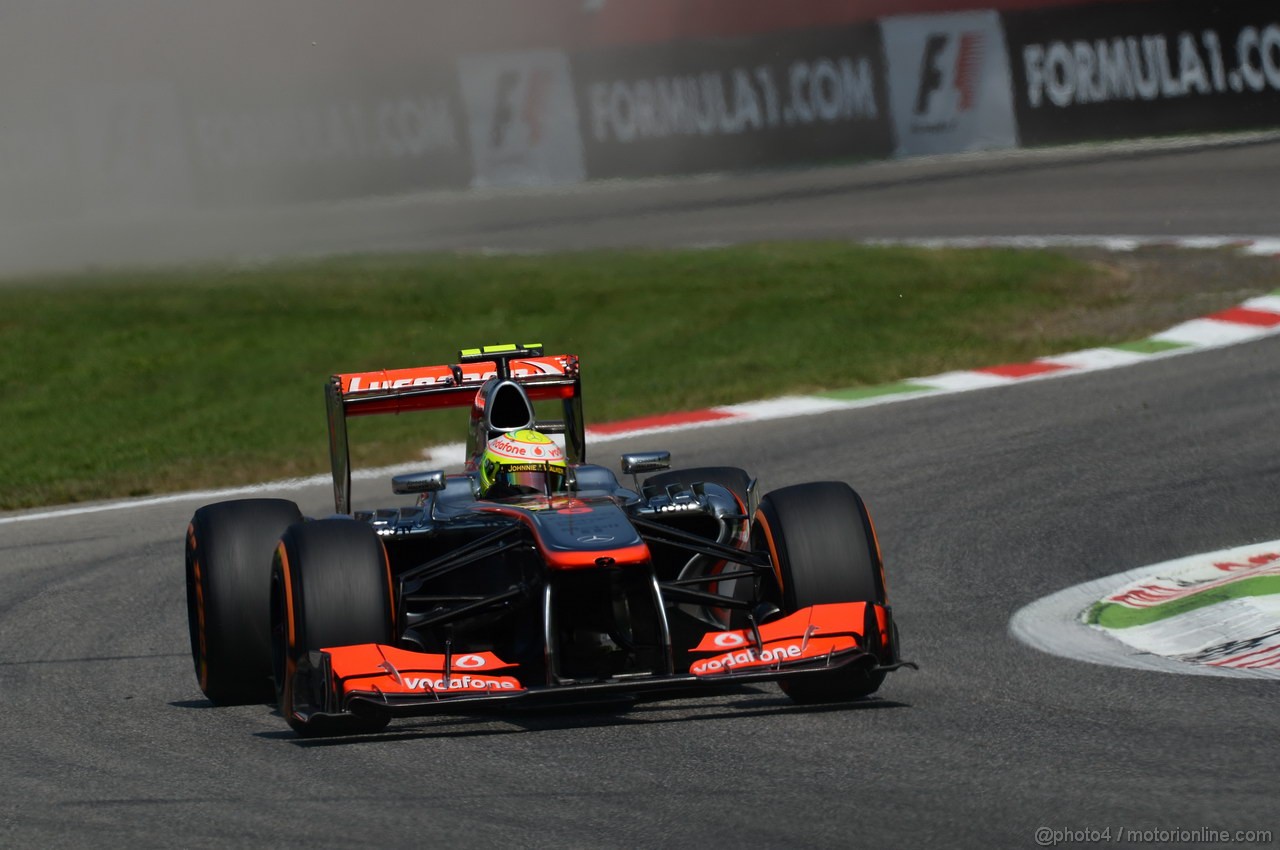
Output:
272,519,395,736
752,481,889,703
186,498,302,705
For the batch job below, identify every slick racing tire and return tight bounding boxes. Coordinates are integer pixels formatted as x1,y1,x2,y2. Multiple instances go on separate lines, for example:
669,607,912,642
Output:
272,519,394,737
186,498,302,705
644,466,752,511
752,481,889,703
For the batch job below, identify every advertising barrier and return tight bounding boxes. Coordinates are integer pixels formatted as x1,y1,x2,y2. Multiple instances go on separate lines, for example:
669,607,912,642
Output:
1003,0,1280,145
458,50,587,187
185,64,472,205
69,83,194,214
571,24,893,179
5,0,1279,229
881,11,1019,156
0,83,194,222
569,0,1156,49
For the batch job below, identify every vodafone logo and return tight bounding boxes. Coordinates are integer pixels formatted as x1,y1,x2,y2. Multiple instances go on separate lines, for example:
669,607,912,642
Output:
690,643,806,676
454,654,486,669
490,438,524,456
401,675,518,691
490,434,564,461
713,632,748,648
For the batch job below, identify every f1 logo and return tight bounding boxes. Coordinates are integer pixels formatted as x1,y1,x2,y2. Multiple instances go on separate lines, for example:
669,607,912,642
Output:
914,31,983,117
915,34,950,115
491,70,521,148
490,67,552,152
460,49,586,185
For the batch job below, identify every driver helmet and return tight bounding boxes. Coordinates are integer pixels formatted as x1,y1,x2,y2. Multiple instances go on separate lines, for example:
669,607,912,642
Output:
479,429,568,498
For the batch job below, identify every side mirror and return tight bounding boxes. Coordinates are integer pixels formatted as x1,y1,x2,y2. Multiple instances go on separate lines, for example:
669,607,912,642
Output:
392,470,447,495
621,451,671,475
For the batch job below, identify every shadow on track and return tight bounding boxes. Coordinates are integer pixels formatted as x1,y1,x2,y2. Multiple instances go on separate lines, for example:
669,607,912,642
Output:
0,651,187,667
250,688,912,748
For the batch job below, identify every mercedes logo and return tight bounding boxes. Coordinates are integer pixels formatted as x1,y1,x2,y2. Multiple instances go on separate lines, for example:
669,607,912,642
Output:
577,534,615,544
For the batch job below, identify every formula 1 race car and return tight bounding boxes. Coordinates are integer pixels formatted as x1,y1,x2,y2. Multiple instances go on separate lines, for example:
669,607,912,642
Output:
185,345,910,736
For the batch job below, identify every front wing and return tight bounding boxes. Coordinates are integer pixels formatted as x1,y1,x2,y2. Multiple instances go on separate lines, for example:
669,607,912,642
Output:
286,603,908,723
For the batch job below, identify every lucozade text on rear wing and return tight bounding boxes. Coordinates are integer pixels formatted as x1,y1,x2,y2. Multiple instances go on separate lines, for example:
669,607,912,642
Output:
324,344,583,514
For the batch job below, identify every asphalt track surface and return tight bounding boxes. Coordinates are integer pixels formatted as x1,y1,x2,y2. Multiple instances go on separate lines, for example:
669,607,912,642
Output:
4,133,1280,273
3,141,1279,848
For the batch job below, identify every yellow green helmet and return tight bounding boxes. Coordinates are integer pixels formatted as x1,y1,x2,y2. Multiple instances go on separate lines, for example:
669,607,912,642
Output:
479,429,567,498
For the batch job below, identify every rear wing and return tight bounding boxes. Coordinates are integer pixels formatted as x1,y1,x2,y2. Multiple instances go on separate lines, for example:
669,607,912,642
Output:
325,345,583,514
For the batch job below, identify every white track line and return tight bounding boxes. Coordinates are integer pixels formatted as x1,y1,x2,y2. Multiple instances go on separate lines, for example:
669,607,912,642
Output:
4,238,1278,527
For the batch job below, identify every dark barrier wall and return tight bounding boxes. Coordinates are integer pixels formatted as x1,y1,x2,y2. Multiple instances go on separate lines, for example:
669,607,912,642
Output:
3,0,1273,224
570,0,1157,49
571,25,893,179
1003,0,1280,145
183,61,472,205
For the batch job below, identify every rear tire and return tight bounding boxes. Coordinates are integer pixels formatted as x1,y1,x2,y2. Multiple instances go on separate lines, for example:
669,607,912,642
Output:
752,481,888,703
185,498,302,705
272,519,394,736
644,466,752,511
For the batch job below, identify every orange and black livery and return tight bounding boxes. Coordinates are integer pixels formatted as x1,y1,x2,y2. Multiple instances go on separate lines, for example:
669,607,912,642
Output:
183,345,913,736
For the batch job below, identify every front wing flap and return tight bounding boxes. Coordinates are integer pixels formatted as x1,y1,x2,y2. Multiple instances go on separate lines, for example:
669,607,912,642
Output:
289,603,902,722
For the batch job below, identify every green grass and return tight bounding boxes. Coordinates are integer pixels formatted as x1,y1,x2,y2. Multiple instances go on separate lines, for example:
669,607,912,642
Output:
1086,575,1280,628
0,243,1160,509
